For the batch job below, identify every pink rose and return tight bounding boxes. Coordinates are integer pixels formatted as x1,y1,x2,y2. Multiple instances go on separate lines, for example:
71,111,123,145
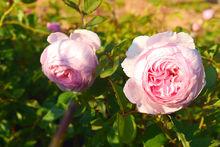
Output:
202,9,214,20
40,29,101,91
121,32,205,114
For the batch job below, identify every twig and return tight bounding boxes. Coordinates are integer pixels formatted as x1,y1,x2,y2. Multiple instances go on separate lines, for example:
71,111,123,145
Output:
49,101,77,147
3,21,49,35
199,116,204,129
108,78,125,114
78,0,86,28
154,115,175,142
0,2,16,27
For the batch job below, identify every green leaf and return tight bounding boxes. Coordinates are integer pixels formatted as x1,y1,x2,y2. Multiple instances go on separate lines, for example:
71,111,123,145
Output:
25,14,37,27
83,0,102,14
90,118,103,131
43,92,77,121
24,140,37,147
117,114,136,144
100,56,119,78
143,133,167,147
213,100,220,108
43,106,64,121
190,137,211,147
86,16,107,27
63,0,80,12
107,120,120,145
205,64,217,88
109,79,129,112
209,140,220,147
169,116,190,147
176,132,190,147
0,120,10,140
57,91,77,107
21,0,36,3
142,124,167,147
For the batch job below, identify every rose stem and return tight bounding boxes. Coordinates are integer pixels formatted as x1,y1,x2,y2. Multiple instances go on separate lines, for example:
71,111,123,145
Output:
49,101,77,147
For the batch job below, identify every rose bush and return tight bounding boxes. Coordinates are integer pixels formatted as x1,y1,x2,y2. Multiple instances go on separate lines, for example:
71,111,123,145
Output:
1,0,220,146
40,29,100,91
122,32,206,114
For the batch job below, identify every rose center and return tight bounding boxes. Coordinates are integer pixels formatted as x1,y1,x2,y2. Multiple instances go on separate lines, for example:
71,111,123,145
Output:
49,65,81,84
147,61,182,97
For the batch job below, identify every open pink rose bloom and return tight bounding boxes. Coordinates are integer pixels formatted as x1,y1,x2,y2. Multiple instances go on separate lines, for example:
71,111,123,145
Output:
40,29,100,91
121,32,206,114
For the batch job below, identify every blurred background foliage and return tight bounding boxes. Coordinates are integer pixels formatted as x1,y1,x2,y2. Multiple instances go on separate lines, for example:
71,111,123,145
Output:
0,0,220,146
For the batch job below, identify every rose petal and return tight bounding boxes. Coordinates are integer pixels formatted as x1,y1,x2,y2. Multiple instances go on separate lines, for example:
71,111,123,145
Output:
121,57,137,78
121,36,149,77
47,32,68,44
43,39,98,70
146,31,195,49
179,47,203,73
40,47,48,65
124,78,182,114
126,36,149,58
70,29,101,51
176,32,195,49
123,78,156,114
146,31,174,49
133,46,179,84
179,48,206,103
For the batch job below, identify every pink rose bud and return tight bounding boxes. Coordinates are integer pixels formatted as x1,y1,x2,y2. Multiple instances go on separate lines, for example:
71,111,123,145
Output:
202,9,214,20
192,23,201,32
40,29,101,91
47,22,61,32
121,32,205,114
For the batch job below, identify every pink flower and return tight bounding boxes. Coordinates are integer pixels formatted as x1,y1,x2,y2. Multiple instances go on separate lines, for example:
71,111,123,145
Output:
47,22,61,32
202,9,214,20
40,29,101,91
121,32,205,114
192,23,201,32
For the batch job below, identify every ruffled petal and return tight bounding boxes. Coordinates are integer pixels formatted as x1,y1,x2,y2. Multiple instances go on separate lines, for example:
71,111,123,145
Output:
123,79,156,114
121,57,137,78
47,32,68,44
126,36,149,58
121,36,149,77
44,39,98,70
146,31,174,49
70,29,101,51
123,78,180,114
145,31,195,50
40,47,48,65
176,32,195,49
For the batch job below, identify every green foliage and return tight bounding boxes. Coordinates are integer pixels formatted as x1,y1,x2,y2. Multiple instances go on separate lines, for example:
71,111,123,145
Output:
43,92,77,121
117,114,137,144
63,0,80,12
86,16,107,27
83,0,102,14
205,64,218,88
143,133,167,147
0,0,219,147
21,0,37,4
